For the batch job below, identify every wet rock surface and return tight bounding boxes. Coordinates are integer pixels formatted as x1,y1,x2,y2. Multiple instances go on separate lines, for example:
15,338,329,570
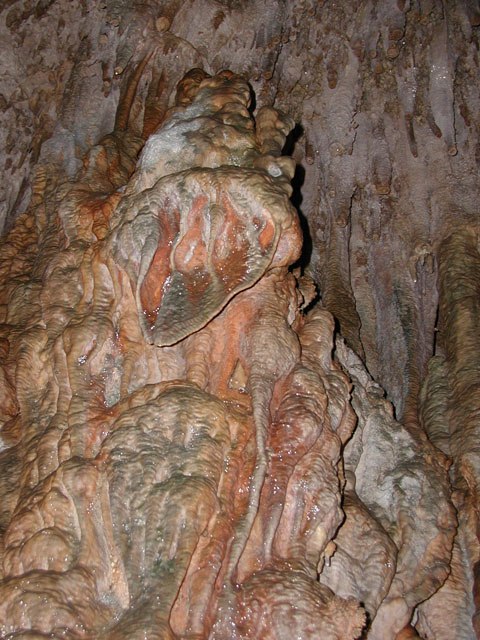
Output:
0,2,479,638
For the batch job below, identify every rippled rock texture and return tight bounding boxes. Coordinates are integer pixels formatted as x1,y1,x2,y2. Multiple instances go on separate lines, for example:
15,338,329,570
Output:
0,1,479,638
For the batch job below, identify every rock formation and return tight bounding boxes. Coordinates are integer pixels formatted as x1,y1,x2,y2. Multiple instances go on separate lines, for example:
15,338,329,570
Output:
0,1,479,638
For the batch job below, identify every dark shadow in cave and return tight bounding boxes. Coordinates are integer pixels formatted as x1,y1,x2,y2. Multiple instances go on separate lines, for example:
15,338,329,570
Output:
290,164,312,271
282,124,313,272
358,608,371,639
432,301,440,355
248,83,257,115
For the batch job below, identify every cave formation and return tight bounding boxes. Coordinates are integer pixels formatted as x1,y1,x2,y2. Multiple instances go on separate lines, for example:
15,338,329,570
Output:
0,1,479,638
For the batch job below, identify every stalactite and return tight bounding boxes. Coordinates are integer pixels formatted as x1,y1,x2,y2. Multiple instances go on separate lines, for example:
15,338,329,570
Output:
428,17,458,156
416,229,480,638
1,1,479,637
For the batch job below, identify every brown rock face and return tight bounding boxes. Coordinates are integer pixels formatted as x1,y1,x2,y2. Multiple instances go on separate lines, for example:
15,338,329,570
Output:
0,1,479,638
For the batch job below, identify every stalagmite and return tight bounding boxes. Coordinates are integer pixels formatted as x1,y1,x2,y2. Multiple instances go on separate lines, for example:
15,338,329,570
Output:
0,69,366,639
1,1,480,638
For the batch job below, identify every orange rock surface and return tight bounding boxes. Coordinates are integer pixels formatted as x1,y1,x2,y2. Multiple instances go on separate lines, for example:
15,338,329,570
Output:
0,58,469,639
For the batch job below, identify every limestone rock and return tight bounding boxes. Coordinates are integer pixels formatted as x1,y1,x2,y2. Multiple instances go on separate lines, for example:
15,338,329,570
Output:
0,2,479,637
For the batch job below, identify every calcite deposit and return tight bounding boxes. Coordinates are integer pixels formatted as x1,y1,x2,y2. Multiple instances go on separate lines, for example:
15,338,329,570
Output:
0,68,364,638
1,0,480,638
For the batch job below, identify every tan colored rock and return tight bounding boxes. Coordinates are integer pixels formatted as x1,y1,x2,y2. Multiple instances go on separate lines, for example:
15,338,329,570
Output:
0,68,364,638
1,1,479,635
337,337,456,639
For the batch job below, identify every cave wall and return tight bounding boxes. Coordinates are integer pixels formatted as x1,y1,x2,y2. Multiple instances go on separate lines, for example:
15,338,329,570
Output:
0,0,479,638
1,0,479,414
